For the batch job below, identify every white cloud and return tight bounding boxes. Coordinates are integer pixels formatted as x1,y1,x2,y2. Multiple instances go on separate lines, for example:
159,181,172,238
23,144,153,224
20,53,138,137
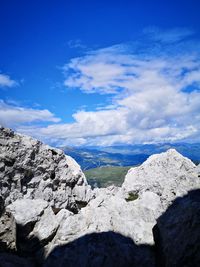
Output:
0,100,60,128
8,29,200,146
16,81,200,146
0,74,18,88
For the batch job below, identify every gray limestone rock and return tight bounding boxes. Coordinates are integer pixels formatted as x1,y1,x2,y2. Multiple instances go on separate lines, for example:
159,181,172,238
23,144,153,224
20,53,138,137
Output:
122,149,198,209
0,210,16,253
31,206,59,244
6,199,49,226
49,190,161,249
0,196,16,253
0,126,93,212
1,127,200,267
5,199,58,260
44,190,159,267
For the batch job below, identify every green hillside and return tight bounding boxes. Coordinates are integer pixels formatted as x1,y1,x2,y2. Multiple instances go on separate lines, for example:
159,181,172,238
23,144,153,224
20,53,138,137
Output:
84,166,132,188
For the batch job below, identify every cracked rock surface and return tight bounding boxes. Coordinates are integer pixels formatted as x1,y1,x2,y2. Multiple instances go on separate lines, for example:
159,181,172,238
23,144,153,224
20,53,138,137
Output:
0,127,93,212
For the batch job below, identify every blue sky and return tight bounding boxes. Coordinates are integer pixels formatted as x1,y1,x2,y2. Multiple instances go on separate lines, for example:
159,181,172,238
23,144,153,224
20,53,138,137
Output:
0,0,200,146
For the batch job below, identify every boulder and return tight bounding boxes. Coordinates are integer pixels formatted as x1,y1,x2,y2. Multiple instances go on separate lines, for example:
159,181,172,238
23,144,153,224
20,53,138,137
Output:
0,126,93,212
31,207,59,245
6,199,54,257
6,199,49,226
122,149,198,208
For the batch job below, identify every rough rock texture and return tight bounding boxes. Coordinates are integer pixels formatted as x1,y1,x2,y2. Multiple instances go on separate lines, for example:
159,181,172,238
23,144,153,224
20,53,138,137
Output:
31,206,59,244
0,203,16,252
0,127,93,212
0,196,4,217
1,127,200,267
153,189,200,267
6,199,58,256
50,189,161,248
7,199,49,226
122,149,198,208
42,188,159,267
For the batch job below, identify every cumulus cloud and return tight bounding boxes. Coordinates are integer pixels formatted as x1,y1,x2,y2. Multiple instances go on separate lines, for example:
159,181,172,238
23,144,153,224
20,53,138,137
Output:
0,74,18,88
9,29,200,146
0,100,60,128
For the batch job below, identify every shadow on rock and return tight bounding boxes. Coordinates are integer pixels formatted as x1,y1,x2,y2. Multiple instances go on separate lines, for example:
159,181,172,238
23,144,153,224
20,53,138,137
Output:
44,231,155,267
0,230,155,267
0,232,44,267
153,189,200,267
1,190,200,267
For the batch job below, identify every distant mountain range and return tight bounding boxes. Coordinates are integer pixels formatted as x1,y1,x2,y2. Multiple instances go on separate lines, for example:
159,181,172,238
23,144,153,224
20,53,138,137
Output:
60,143,200,170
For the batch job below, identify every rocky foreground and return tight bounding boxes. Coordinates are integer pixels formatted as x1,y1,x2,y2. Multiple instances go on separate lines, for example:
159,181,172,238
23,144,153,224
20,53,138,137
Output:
0,126,200,267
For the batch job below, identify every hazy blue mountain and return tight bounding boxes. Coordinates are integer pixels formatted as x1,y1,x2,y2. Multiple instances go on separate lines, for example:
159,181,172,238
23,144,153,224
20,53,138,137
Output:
60,143,200,170
97,143,200,162
60,146,148,170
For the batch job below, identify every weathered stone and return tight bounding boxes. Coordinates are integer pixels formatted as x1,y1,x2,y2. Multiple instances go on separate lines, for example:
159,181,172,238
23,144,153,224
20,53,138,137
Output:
0,210,16,252
1,127,200,267
55,209,73,225
31,207,59,244
122,149,198,209
6,199,48,226
50,190,160,248
0,126,93,212
44,190,159,267
41,150,200,267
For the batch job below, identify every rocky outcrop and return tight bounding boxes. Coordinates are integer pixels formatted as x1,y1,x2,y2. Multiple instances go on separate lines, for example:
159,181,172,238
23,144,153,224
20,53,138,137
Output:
1,127,200,266
0,197,16,253
5,199,59,258
7,199,49,227
122,149,198,209
49,189,161,248
0,190,157,266
0,127,93,212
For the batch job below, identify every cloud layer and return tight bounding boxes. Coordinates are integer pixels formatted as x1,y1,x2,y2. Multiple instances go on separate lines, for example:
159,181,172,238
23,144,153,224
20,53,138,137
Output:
0,100,60,128
2,29,200,146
